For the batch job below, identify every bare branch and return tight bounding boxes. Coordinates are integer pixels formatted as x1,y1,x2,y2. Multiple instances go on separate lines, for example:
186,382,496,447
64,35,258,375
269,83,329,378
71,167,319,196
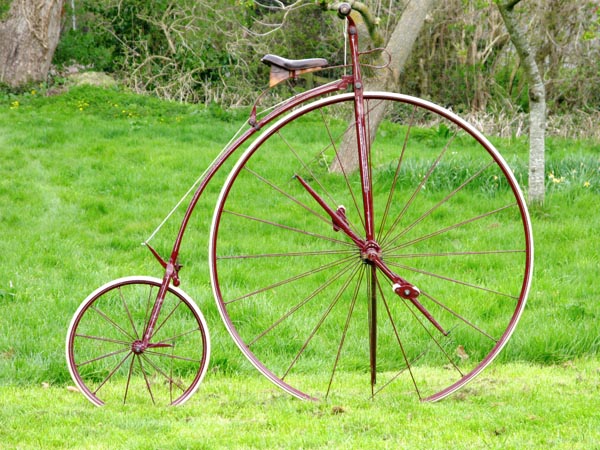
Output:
244,0,314,37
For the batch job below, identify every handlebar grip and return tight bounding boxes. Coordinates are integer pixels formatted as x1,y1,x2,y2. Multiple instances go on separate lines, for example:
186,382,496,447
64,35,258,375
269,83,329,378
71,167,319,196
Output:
337,2,352,18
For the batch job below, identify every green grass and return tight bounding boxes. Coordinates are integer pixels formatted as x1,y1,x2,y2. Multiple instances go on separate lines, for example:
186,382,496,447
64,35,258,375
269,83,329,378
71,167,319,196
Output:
0,86,599,446
1,361,599,448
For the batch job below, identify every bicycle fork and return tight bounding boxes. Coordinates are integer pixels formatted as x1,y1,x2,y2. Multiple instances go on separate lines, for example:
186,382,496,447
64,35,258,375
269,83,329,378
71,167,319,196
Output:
302,9,448,391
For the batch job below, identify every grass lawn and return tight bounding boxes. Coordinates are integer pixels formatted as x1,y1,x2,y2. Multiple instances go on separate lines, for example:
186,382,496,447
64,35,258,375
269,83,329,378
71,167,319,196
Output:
1,361,599,449
0,85,599,448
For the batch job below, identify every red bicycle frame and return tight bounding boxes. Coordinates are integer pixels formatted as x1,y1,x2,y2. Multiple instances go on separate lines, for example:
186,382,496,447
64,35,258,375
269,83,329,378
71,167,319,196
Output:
140,7,429,352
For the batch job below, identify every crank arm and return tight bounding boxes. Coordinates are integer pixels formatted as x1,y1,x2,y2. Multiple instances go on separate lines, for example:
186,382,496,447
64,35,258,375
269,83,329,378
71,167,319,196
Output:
393,283,448,336
295,174,447,336
372,255,448,336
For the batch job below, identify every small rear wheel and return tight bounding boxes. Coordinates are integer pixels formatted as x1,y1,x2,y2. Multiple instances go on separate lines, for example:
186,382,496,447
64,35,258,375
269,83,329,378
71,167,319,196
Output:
66,276,210,406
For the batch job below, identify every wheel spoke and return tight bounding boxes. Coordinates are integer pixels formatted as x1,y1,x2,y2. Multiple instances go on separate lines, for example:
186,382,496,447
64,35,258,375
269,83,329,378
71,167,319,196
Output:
371,280,422,398
320,109,365,233
118,286,140,340
379,132,456,247
76,347,131,367
326,265,364,397
210,92,532,402
223,254,356,305
153,326,202,345
136,355,157,405
223,209,354,248
75,333,131,347
282,262,365,380
220,248,355,260
420,290,497,342
90,306,137,341
243,167,333,228
385,249,525,259
140,353,188,393
385,203,518,255
150,299,183,341
386,260,519,300
92,351,133,396
248,258,359,347
145,349,202,364
381,160,497,249
377,104,415,242
142,285,156,340
276,128,356,224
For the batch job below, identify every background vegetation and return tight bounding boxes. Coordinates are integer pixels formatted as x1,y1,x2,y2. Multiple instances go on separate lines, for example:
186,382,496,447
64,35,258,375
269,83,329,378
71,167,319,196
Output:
1,1,599,446
50,0,600,133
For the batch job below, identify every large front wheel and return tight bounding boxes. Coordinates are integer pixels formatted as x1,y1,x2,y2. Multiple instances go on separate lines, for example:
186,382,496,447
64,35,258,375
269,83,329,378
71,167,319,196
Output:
210,92,533,401
66,276,210,406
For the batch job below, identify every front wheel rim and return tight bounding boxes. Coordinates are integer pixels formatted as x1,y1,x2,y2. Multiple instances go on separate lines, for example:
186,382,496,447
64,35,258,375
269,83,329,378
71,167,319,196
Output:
209,92,533,401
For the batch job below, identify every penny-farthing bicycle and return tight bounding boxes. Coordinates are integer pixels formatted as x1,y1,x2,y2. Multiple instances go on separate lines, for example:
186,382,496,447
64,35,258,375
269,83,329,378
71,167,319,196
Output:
66,3,533,406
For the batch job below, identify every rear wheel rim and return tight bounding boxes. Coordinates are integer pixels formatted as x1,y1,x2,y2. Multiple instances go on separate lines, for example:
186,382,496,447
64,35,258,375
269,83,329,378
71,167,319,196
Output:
66,276,210,406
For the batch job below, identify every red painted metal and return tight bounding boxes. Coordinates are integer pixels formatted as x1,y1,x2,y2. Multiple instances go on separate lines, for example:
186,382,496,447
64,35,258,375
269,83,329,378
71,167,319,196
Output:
348,20,375,242
140,9,360,349
150,6,458,389
209,89,533,402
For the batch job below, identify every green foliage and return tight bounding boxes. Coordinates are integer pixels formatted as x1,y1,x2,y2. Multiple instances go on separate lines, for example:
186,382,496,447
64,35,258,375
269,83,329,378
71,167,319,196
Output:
45,0,600,122
492,63,530,112
48,0,346,104
51,0,239,102
398,0,600,120
53,28,116,71
264,7,339,62
0,0,11,20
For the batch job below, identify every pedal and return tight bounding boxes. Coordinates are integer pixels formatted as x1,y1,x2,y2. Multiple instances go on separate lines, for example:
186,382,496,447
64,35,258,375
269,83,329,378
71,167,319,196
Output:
333,205,347,232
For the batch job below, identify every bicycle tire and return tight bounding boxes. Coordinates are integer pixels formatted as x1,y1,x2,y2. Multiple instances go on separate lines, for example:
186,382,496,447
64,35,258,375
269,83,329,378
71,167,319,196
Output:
209,91,533,401
66,276,210,406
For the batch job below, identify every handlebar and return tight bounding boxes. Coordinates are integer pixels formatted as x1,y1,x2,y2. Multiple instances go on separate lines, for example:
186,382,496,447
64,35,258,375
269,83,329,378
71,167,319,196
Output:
337,2,352,18
330,1,384,47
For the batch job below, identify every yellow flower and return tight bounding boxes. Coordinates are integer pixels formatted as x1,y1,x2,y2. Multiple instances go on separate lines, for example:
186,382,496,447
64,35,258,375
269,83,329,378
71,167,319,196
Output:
548,172,564,184
584,181,591,188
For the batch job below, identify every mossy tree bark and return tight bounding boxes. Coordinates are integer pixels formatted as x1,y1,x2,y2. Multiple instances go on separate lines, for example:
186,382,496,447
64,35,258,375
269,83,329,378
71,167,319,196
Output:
497,0,546,205
0,0,65,87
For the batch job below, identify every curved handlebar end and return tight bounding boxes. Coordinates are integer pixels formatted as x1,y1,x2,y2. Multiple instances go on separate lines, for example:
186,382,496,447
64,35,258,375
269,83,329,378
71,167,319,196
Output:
337,2,352,18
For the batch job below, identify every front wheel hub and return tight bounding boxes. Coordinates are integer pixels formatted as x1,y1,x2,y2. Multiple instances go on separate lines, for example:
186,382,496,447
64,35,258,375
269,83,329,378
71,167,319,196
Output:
360,241,382,264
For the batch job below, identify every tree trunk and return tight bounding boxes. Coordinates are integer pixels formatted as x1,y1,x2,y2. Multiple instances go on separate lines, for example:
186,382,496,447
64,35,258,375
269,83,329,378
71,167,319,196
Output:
330,0,437,173
497,0,546,205
0,0,65,87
